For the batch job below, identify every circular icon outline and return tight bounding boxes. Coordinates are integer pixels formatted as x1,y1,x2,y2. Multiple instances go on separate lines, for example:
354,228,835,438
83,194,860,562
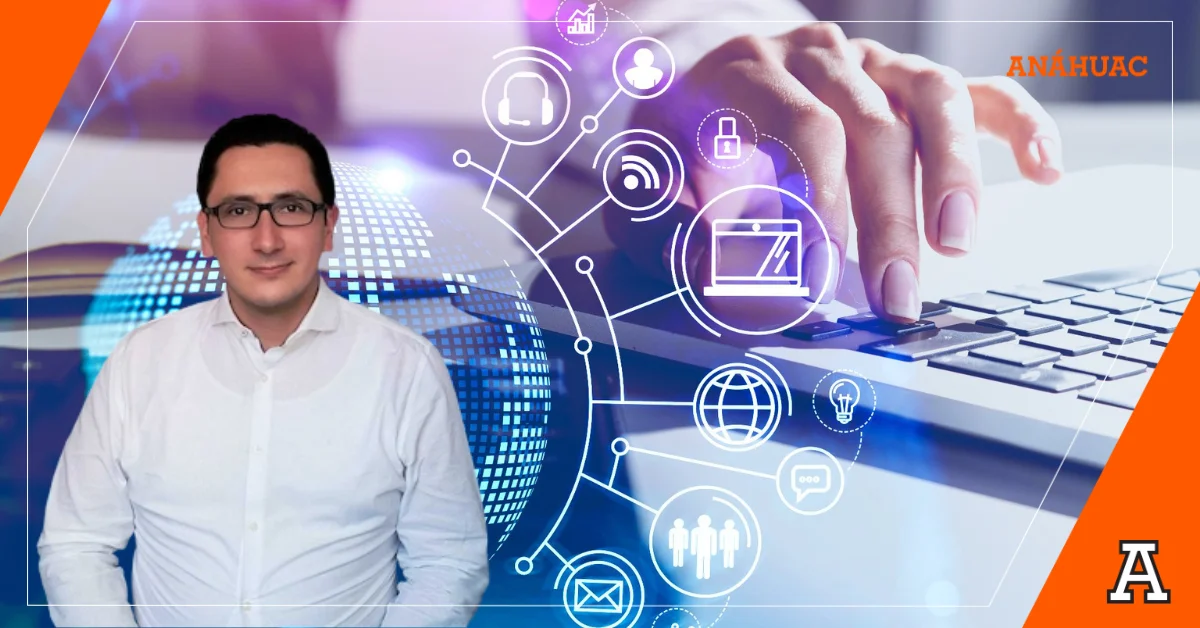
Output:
692,362,782,452
612,36,677,100
649,607,702,628
774,446,846,516
555,0,609,47
812,369,878,434
695,108,759,170
679,183,833,336
649,485,763,599
602,140,675,212
592,129,685,221
555,550,645,628
482,56,571,146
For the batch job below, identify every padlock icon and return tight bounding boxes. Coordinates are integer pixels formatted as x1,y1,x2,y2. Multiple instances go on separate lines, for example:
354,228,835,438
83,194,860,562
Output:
714,117,741,160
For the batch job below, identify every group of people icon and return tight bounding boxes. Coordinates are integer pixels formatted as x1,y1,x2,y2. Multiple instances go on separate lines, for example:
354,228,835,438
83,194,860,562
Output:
666,515,741,580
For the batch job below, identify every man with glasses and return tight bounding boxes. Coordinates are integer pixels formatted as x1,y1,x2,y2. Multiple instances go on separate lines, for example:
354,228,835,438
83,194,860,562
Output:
37,114,489,627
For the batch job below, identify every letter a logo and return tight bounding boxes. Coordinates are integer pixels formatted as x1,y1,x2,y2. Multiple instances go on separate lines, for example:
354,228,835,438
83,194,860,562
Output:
1107,540,1170,603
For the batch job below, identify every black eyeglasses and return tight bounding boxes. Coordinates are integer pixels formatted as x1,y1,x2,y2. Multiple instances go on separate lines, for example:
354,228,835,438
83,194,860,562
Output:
203,197,328,229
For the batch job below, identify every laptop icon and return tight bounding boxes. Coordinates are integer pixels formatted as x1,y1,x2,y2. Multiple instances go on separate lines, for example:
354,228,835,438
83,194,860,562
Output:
703,219,810,298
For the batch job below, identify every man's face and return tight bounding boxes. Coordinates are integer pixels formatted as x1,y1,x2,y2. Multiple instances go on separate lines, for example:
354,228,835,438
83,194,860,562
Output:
198,143,338,313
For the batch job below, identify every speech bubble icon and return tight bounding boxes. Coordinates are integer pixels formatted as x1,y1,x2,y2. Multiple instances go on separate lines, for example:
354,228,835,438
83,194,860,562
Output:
791,464,831,503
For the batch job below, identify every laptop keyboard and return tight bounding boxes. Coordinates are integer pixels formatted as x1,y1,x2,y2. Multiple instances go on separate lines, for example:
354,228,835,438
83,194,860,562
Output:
783,267,1195,411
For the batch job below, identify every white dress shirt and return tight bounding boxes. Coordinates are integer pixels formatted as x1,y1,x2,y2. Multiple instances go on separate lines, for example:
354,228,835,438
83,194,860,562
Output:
37,278,489,627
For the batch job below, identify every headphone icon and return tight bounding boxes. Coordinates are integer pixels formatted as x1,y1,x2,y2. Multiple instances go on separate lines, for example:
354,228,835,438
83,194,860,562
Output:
498,71,554,126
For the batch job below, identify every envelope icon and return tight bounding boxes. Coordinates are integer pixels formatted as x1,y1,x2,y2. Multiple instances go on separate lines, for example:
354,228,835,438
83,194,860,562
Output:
573,578,624,614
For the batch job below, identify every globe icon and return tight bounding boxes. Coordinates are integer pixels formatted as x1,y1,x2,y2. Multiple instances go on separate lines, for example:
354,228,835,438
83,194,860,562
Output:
78,162,551,555
693,363,780,451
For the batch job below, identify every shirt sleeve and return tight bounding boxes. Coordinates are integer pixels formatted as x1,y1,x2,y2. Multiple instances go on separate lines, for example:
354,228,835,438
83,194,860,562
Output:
381,342,489,628
37,339,137,627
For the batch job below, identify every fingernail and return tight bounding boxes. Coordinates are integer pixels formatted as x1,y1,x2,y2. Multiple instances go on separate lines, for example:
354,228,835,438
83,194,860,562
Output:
938,191,975,253
803,240,840,302
1034,136,1062,172
882,259,920,321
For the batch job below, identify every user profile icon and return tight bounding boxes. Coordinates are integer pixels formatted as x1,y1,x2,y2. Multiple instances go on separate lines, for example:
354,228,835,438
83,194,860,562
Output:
624,48,664,89
612,36,675,99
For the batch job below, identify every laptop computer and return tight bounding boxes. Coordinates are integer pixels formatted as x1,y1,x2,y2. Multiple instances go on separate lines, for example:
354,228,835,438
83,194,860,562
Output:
511,164,1198,469
702,219,809,298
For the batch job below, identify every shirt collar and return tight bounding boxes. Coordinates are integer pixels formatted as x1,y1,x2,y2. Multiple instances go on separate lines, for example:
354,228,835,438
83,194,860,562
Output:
211,278,341,335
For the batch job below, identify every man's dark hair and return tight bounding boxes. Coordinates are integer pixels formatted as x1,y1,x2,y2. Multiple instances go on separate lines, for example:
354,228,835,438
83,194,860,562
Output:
196,114,335,207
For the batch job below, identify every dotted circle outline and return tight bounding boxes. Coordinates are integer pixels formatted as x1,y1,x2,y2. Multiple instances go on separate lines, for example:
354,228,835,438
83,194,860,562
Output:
694,108,758,170
650,607,702,628
773,446,846,516
554,0,609,47
811,369,878,434
758,132,810,203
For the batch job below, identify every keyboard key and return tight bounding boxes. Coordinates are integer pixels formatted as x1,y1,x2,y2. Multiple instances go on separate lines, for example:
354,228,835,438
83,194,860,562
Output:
1025,302,1108,325
784,320,853,341
1078,372,1152,410
1151,333,1172,347
1161,299,1190,315
1116,281,1193,304
929,355,1096,393
1046,266,1158,291
1020,330,1108,356
921,301,952,317
838,312,879,329
940,292,1031,314
1067,320,1156,345
1115,310,1182,333
1104,342,1164,367
976,313,1063,336
1053,353,1146,380
834,312,936,336
1160,270,1199,291
859,319,936,336
859,324,1014,362
1071,291,1151,314
970,342,1060,367
989,283,1085,304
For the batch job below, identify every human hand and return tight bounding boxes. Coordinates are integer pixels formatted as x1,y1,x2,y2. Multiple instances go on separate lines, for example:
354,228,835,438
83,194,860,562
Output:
605,23,1062,328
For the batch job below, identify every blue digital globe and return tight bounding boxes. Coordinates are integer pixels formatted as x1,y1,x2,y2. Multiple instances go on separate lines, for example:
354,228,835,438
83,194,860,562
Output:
80,162,551,554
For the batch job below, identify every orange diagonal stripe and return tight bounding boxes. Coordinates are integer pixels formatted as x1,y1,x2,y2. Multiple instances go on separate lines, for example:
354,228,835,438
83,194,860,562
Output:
0,0,111,219
1025,296,1198,624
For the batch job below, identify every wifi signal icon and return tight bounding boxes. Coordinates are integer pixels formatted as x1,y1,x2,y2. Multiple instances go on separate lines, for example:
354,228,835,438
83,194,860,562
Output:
620,155,661,191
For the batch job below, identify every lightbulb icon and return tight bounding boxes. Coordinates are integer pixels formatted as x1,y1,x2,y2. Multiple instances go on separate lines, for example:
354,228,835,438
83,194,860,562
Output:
829,378,860,424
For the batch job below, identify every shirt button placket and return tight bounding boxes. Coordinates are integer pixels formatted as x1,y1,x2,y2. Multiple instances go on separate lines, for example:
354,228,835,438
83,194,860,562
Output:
240,365,272,623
